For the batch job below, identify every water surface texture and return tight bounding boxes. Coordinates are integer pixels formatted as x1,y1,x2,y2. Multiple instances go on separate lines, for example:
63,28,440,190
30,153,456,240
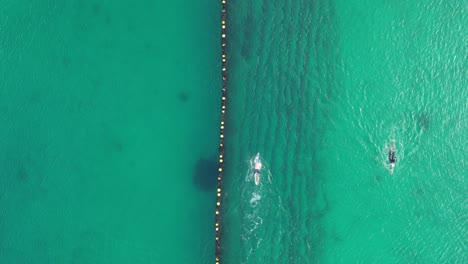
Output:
222,0,467,263
1,0,467,263
0,1,220,263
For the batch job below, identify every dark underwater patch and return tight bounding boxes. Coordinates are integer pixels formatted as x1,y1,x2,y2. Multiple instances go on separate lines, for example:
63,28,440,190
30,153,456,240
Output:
373,174,383,183
16,163,28,182
193,158,218,192
177,92,189,103
62,56,71,68
240,12,255,60
92,3,101,16
1,155,28,183
417,113,430,131
100,122,125,153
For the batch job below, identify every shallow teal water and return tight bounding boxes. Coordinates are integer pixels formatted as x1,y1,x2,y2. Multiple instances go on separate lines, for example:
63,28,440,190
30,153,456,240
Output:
0,1,220,263
222,0,467,263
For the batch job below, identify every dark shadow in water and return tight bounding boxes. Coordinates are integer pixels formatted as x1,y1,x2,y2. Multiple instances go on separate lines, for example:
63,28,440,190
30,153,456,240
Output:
178,92,189,103
100,122,125,153
373,174,383,183
16,163,28,182
417,113,430,131
240,11,255,60
1,156,28,183
193,158,218,192
92,3,101,16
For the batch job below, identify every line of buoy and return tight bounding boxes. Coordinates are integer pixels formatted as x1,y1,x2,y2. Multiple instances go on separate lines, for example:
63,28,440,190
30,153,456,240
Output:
215,0,227,263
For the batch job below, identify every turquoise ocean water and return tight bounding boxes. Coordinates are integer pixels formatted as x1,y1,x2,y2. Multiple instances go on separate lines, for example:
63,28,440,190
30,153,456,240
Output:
222,0,467,263
1,0,467,264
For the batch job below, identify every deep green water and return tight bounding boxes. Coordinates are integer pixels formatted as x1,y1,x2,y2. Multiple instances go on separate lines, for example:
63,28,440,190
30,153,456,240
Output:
1,1,220,263
1,0,467,264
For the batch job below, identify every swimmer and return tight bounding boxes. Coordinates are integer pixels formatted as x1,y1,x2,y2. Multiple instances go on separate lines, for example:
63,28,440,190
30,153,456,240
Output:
253,153,262,185
389,140,396,174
